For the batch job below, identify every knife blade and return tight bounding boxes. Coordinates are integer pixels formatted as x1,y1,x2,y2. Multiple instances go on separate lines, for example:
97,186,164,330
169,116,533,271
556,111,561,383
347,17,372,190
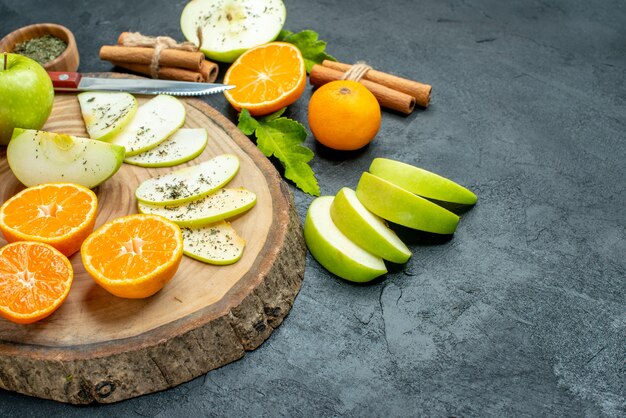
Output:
48,71,235,96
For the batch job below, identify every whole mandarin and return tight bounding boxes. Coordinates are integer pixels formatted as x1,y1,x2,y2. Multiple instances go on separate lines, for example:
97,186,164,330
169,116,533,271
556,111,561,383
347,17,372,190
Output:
308,80,381,151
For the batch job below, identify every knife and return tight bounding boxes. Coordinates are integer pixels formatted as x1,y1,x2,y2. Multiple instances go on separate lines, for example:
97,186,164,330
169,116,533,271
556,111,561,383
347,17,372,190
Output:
48,71,235,96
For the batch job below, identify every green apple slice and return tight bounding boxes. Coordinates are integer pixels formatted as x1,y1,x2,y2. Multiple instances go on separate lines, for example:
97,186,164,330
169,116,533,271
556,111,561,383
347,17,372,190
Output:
7,128,125,188
330,187,411,264
180,0,286,63
109,95,185,156
138,188,256,227
356,172,460,235
304,196,387,283
369,158,477,206
182,221,245,265
135,154,239,206
124,128,208,167
78,92,138,142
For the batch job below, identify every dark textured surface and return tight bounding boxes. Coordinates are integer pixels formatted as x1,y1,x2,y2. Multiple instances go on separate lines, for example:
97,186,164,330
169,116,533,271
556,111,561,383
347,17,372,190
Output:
0,0,624,416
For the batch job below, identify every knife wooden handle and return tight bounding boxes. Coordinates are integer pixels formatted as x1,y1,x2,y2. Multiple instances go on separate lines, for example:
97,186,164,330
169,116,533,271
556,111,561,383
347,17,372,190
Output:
48,71,82,90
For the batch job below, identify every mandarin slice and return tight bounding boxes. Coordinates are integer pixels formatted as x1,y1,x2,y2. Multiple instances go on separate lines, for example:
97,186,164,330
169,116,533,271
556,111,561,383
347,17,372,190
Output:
223,42,306,116
0,183,98,256
0,241,73,324
81,214,183,299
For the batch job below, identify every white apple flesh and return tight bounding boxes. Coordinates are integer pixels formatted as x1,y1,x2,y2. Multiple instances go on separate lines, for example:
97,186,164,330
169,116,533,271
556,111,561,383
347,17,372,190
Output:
182,220,245,265
330,187,411,264
369,158,477,206
124,128,208,167
138,187,256,227
135,154,240,206
109,95,186,156
78,92,138,142
356,172,460,235
304,196,387,283
181,0,286,63
0,53,54,145
7,129,125,188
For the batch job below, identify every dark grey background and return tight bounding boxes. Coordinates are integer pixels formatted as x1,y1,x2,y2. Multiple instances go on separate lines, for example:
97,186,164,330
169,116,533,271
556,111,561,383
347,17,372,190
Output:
0,0,624,416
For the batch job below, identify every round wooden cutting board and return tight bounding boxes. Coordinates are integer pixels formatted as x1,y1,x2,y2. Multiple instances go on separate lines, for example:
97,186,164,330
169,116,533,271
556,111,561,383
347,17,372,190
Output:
0,87,305,404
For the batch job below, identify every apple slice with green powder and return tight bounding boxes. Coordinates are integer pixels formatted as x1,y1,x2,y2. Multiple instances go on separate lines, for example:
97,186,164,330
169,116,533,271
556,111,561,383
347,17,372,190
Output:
138,188,256,227
109,94,186,156
124,128,208,167
330,187,411,264
304,196,387,283
77,92,138,142
7,128,125,188
356,172,460,235
182,221,245,265
135,154,239,206
369,158,477,207
180,0,286,63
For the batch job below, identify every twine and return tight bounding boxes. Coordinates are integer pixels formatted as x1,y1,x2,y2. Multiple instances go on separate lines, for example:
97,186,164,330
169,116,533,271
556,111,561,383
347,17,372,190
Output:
120,29,203,79
340,61,372,82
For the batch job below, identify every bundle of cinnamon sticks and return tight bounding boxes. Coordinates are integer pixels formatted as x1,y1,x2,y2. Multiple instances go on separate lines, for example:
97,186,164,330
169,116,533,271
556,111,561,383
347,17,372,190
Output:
99,32,218,83
310,60,432,115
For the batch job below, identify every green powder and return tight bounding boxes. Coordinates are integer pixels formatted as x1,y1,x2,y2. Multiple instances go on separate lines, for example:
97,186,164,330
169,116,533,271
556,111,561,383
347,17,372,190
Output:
13,34,67,65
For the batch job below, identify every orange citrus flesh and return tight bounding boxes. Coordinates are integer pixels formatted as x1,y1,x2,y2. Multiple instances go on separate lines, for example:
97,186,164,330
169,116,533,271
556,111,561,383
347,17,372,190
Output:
0,183,98,256
81,214,183,299
0,241,73,324
308,80,381,151
224,42,306,116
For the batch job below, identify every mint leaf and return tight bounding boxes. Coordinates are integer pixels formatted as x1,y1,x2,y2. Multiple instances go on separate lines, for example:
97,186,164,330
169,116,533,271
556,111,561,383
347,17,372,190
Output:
277,29,293,40
238,109,320,196
237,109,259,135
261,107,286,122
277,29,336,73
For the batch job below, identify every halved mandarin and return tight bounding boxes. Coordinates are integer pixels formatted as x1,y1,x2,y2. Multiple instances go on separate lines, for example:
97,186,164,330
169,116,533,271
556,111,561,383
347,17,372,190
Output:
0,183,98,256
224,42,306,116
0,241,73,324
81,214,183,299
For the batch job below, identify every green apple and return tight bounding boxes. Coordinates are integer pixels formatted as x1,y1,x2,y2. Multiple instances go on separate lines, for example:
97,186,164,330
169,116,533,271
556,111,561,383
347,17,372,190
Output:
78,92,138,142
182,221,245,265
0,53,54,145
369,158,477,207
135,154,240,206
138,187,256,227
304,196,387,283
356,172,460,235
7,128,125,188
180,0,286,63
109,95,185,156
330,187,411,264
124,128,208,167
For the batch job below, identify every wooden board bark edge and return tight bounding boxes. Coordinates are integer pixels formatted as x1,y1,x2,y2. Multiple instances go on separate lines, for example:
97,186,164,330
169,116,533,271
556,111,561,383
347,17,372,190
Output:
0,99,305,404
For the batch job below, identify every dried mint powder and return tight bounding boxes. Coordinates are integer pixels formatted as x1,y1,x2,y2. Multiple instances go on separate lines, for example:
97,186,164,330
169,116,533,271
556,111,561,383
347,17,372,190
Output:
13,35,67,65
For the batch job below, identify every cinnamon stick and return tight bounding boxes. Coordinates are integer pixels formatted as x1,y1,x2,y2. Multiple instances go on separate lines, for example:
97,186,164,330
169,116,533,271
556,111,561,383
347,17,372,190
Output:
110,61,203,82
309,64,416,115
100,45,204,72
199,60,218,83
322,60,431,107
